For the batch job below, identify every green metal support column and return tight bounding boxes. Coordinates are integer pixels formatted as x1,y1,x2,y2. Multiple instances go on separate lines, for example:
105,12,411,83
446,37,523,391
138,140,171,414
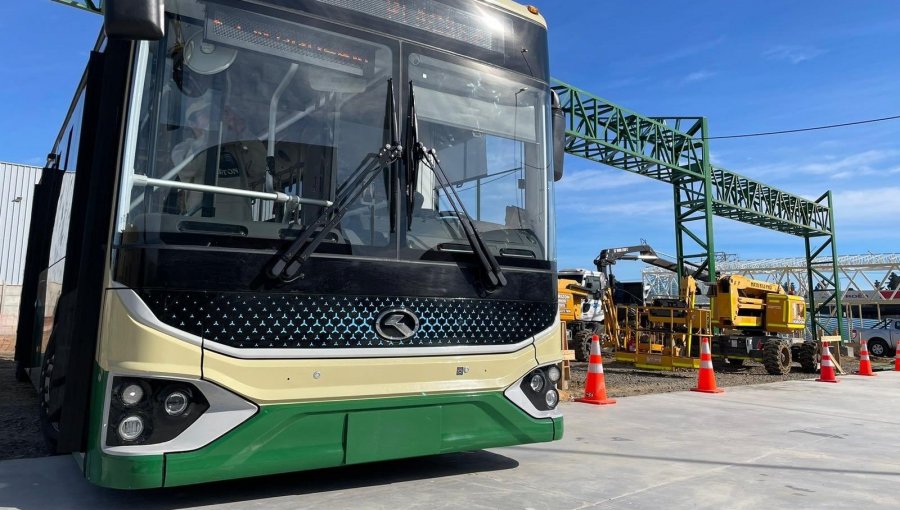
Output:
672,117,716,285
805,191,845,340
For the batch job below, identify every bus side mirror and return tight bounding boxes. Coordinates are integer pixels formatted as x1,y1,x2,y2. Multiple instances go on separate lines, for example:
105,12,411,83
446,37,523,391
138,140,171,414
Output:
551,90,566,182
104,0,165,40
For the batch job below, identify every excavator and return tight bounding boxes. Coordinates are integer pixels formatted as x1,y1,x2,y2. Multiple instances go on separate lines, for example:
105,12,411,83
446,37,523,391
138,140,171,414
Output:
595,244,714,370
560,243,819,374
558,243,709,364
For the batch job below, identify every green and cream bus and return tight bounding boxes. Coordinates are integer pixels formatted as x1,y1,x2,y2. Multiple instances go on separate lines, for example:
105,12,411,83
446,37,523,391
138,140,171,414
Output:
16,0,565,488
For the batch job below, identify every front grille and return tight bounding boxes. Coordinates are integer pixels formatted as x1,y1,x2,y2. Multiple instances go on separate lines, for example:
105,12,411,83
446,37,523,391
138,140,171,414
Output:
139,290,556,349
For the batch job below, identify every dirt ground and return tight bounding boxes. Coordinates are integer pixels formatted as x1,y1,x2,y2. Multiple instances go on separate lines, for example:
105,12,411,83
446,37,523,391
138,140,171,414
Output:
562,353,886,400
0,356,52,461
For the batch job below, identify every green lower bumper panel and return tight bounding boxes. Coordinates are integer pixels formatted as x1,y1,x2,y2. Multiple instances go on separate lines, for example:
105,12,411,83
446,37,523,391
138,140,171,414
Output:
160,392,560,487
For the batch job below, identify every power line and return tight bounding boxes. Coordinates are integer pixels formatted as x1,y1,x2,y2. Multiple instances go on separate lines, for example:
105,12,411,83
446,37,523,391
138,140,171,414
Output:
707,114,900,140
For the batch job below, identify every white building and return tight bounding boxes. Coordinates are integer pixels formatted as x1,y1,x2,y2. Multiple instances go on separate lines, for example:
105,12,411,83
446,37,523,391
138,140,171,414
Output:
0,162,43,336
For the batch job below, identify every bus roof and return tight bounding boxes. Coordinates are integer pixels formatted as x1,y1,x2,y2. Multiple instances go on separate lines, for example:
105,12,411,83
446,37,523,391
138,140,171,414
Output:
481,0,548,28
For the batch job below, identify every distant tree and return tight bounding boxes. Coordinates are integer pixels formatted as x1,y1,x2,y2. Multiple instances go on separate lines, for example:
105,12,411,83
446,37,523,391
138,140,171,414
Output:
888,272,900,290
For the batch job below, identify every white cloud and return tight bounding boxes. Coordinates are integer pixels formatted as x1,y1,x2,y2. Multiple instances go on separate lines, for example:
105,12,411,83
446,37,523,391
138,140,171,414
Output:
741,149,900,180
832,186,900,222
558,198,671,217
763,45,827,64
683,70,715,84
555,168,644,192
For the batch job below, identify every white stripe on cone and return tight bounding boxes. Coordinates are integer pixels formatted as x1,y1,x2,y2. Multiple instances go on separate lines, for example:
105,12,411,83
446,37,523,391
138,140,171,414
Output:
700,338,711,355
701,360,713,369
588,362,604,374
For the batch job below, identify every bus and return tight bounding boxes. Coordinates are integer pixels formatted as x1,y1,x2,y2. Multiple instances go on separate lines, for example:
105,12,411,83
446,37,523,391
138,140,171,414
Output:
15,0,565,488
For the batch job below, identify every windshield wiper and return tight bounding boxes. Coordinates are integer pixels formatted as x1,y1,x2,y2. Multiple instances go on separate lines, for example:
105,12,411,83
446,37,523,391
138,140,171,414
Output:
268,79,401,281
405,82,507,290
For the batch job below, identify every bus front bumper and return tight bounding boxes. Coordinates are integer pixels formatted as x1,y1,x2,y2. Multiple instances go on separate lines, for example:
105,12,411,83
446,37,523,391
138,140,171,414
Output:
86,391,562,489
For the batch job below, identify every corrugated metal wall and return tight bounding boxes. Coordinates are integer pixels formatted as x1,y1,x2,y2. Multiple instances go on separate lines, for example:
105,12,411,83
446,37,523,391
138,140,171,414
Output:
1,162,43,284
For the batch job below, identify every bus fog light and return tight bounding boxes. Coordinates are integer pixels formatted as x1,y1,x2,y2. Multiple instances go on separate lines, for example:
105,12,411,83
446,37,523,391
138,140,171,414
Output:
164,391,190,416
545,389,559,408
118,415,145,441
120,384,144,406
529,372,545,392
547,366,561,383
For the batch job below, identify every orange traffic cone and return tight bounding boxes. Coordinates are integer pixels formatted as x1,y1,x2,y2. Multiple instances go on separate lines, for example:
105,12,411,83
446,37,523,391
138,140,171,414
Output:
576,335,616,405
817,344,839,383
856,338,875,376
894,342,900,372
691,335,723,394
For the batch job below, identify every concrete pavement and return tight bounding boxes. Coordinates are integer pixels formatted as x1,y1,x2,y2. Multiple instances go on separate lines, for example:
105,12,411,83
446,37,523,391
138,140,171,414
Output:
1,373,899,509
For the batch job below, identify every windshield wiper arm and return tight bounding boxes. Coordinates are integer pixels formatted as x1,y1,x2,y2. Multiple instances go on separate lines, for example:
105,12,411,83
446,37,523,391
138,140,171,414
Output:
131,174,333,208
268,79,400,281
405,82,507,290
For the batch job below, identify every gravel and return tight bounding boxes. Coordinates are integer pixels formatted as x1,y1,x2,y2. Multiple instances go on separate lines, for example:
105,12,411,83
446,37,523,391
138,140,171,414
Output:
0,357,52,461
564,353,877,399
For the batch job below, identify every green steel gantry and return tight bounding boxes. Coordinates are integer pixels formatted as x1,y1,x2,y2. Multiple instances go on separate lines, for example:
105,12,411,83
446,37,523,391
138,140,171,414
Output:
551,80,845,340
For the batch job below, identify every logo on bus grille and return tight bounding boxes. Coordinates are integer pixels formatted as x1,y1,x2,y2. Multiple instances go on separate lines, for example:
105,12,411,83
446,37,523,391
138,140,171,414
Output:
374,308,420,341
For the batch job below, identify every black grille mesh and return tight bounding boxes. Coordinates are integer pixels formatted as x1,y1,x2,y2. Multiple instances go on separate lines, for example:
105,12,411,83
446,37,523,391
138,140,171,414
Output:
139,290,556,349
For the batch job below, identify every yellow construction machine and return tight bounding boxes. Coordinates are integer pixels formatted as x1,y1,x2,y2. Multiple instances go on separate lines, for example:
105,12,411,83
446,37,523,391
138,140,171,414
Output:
709,275,816,374
557,278,596,361
596,244,713,371
595,243,818,374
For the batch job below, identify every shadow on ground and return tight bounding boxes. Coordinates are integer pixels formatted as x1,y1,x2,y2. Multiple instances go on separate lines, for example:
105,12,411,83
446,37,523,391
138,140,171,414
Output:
0,450,518,509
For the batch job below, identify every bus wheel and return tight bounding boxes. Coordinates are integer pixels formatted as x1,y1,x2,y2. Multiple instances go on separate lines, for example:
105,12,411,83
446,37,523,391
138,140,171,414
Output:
39,340,63,451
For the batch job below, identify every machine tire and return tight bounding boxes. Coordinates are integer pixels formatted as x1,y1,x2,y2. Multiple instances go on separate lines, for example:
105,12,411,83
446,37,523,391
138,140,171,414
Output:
574,330,593,362
868,338,891,358
762,339,792,375
724,358,746,367
797,341,820,373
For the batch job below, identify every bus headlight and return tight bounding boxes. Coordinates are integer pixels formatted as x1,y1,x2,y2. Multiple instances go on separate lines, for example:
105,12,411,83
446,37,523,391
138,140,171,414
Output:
545,389,559,408
106,377,210,447
117,415,145,441
120,384,144,406
164,390,190,416
547,365,561,383
529,372,545,392
510,364,563,415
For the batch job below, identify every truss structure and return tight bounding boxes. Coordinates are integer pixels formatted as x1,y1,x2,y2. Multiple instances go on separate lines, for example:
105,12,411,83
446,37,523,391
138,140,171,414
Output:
552,79,845,339
645,253,900,334
646,254,900,300
51,0,101,12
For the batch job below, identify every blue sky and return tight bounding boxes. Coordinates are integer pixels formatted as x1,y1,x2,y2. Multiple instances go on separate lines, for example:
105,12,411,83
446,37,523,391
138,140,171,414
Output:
1,1,898,280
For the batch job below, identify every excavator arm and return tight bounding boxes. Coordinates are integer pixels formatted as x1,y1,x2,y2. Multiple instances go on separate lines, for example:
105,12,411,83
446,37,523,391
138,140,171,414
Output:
593,243,713,281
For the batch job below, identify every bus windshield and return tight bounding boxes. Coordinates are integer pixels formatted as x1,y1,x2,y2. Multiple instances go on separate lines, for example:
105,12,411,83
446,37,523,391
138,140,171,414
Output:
116,0,552,266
